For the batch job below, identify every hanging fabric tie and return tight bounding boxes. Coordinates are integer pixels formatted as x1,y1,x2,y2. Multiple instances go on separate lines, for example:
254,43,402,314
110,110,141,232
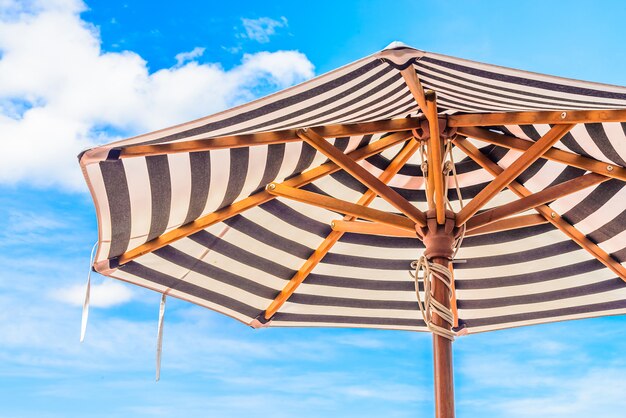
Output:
80,242,99,343
156,293,167,382
410,256,456,340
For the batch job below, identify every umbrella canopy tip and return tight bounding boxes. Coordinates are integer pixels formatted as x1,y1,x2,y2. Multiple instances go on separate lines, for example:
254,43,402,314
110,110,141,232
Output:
384,40,410,50
377,42,424,68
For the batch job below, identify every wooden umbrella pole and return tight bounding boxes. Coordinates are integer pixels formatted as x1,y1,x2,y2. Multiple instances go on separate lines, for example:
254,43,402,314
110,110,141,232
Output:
421,209,458,418
431,256,455,418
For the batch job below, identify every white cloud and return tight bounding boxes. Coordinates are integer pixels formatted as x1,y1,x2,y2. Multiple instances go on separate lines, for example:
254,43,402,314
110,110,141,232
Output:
340,383,427,403
455,324,626,418
489,368,626,418
5,210,66,233
241,16,288,43
52,279,134,308
174,46,205,67
0,1,313,190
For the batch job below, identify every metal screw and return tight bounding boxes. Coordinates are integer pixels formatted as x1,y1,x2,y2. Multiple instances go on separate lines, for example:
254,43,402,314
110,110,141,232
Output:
607,165,614,172
331,221,336,228
551,212,557,219
560,112,567,119
267,183,276,190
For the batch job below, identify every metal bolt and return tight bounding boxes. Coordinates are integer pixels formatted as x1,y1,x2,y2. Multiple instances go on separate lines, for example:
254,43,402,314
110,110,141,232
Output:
607,165,614,172
330,221,336,228
267,183,276,190
551,212,557,219
560,111,567,119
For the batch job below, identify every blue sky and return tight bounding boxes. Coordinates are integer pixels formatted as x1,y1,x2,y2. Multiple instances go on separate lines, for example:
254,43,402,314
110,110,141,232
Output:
1,0,626,417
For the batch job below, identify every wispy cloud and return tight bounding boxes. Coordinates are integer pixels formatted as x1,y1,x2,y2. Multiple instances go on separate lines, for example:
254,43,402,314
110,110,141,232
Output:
455,321,626,417
174,47,205,67
241,16,288,43
6,210,67,232
482,368,626,418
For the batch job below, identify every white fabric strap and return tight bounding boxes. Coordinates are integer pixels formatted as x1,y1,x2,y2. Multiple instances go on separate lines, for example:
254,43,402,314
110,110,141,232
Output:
80,242,98,343
156,293,167,382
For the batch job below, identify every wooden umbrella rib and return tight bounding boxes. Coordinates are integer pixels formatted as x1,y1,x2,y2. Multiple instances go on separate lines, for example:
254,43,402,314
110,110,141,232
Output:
297,127,427,226
455,124,575,226
400,66,428,112
263,139,422,319
465,214,548,236
453,135,626,281
424,91,446,224
263,229,344,320
399,66,440,213
466,173,611,231
458,126,626,182
117,118,423,158
266,183,417,232
115,131,412,266
448,108,626,127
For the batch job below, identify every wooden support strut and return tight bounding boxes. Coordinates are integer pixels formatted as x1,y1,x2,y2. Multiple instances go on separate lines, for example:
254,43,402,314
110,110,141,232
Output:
466,173,611,231
453,136,626,282
456,126,626,183
112,131,412,268
331,214,550,238
297,127,427,227
465,214,548,236
261,139,422,320
455,124,575,226
266,183,417,232
330,220,417,237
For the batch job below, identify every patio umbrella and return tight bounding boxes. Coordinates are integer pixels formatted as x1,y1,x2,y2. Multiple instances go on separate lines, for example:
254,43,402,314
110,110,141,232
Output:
78,43,626,418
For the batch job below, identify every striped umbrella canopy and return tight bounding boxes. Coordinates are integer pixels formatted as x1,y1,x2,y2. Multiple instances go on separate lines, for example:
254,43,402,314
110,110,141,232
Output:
79,43,626,417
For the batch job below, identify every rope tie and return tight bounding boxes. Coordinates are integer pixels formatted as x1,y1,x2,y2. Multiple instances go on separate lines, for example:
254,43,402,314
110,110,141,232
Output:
444,139,466,258
419,141,429,187
410,138,468,340
410,256,456,340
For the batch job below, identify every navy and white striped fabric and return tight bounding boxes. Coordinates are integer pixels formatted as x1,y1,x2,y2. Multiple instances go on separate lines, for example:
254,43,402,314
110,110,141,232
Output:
80,44,626,334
